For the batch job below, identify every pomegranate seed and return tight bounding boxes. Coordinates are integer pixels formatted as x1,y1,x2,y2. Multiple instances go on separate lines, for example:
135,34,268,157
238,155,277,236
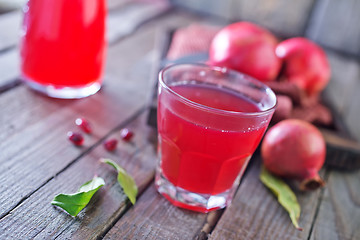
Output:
120,128,133,141
104,138,118,151
75,118,92,134
67,131,84,146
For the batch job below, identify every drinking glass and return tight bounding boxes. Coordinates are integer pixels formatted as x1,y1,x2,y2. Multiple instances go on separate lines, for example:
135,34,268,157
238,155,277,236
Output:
20,0,107,99
155,63,276,212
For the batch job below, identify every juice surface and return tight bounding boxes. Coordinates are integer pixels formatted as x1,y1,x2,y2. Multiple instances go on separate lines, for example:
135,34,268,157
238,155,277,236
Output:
20,0,106,87
158,83,267,195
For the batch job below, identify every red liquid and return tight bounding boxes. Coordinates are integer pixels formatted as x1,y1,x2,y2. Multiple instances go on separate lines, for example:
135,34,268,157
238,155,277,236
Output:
20,0,106,87
158,83,267,195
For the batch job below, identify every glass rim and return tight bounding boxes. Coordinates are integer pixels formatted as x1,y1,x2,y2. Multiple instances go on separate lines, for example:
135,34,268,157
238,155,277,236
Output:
159,63,277,117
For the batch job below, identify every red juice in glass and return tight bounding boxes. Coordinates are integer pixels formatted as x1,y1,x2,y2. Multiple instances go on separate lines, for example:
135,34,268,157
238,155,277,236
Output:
20,0,107,99
155,64,276,212
159,84,265,194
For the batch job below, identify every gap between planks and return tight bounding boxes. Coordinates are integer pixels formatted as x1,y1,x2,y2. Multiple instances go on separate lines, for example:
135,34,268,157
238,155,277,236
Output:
306,170,331,240
51,130,157,240
0,105,147,221
94,173,157,240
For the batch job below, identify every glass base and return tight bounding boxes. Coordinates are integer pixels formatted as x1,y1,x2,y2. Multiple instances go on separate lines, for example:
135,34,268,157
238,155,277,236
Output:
155,171,241,213
22,75,102,99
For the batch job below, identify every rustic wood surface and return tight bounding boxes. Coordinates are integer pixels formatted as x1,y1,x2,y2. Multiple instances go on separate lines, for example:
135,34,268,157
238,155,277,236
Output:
209,157,324,240
172,0,360,57
306,0,360,57
104,183,213,240
231,0,316,38
171,0,316,38
0,10,21,50
0,0,359,239
323,51,360,141
0,16,159,218
310,169,360,240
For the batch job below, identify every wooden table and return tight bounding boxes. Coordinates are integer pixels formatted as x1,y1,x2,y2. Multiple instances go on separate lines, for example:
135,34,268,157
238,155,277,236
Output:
0,1,359,239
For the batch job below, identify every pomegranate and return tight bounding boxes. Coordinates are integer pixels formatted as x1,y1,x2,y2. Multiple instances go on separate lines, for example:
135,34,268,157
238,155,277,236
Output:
75,118,92,134
120,128,134,141
261,119,326,190
275,37,331,96
209,21,282,82
104,138,118,151
67,131,84,146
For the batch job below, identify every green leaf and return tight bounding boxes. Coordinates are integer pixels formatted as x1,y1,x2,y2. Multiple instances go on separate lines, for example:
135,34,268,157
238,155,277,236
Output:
260,166,303,231
101,158,138,205
51,176,105,217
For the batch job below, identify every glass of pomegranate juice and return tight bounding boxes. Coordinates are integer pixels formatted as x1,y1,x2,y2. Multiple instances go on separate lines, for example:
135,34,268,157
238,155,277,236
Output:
20,0,107,99
155,63,277,212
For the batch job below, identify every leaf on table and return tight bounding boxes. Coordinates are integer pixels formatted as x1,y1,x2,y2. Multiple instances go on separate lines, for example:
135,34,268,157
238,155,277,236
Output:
101,158,138,204
260,166,303,231
51,176,105,217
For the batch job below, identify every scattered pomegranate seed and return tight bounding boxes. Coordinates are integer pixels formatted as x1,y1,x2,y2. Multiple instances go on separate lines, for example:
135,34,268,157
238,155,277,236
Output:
104,138,118,151
120,128,134,141
75,118,92,134
67,131,84,146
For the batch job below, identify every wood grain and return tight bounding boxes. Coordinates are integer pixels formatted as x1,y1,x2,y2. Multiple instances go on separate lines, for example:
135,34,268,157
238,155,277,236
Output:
232,0,315,38
320,50,360,170
321,129,360,170
306,0,360,57
107,1,170,44
309,169,360,240
323,50,360,142
323,51,360,120
0,2,359,239
107,0,131,10
0,111,157,239
0,9,207,239
0,49,19,88
0,10,21,51
343,77,360,142
209,156,323,240
171,0,316,38
0,14,160,218
103,183,214,240
171,0,233,21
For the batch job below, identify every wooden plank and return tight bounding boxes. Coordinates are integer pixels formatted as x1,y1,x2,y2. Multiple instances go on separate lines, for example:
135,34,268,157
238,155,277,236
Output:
171,0,233,21
107,0,131,10
232,0,315,38
171,0,316,38
322,50,360,141
107,1,170,44
0,10,206,238
105,180,222,239
343,79,360,141
306,0,360,57
0,49,19,88
209,156,323,240
0,16,159,218
309,169,360,240
0,111,157,239
323,51,360,116
321,128,360,170
0,10,21,51
0,1,25,13
103,183,216,239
